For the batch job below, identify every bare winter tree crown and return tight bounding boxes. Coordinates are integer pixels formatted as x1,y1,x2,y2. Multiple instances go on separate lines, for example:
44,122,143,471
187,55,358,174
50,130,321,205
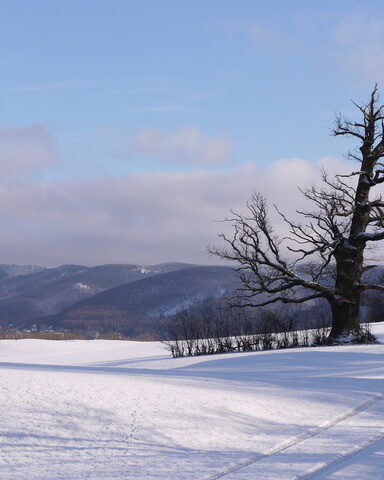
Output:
210,86,384,323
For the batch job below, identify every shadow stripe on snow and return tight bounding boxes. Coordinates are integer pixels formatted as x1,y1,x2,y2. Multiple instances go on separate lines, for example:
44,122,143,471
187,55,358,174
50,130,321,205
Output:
202,392,384,480
294,430,384,480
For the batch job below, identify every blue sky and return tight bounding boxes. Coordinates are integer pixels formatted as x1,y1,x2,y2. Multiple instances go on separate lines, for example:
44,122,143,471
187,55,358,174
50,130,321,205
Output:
1,1,383,265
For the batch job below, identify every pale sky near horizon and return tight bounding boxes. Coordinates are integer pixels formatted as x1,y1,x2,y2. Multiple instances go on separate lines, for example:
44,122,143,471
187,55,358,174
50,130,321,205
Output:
1,0,384,266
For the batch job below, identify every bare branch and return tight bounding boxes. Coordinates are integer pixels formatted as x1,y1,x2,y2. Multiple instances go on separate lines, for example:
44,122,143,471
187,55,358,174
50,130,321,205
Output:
227,292,325,308
210,86,384,339
359,283,384,291
358,230,384,242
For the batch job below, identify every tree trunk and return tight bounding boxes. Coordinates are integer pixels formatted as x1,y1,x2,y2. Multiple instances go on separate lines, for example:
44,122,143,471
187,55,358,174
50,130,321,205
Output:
330,240,364,338
329,299,360,338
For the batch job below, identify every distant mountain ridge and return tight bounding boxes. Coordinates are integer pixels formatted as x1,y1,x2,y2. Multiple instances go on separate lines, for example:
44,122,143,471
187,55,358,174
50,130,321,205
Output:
0,262,381,338
0,262,238,336
51,265,237,337
0,264,45,281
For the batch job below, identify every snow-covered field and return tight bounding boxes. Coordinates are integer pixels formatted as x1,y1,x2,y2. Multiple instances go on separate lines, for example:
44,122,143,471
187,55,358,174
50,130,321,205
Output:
0,324,383,479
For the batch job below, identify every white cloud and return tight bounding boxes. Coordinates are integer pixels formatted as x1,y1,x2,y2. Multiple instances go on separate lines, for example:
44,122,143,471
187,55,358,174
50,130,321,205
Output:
0,156,361,267
132,126,232,166
0,125,60,177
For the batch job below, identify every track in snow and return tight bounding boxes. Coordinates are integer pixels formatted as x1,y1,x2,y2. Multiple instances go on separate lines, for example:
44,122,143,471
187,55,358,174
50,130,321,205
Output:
294,430,384,479
202,392,384,480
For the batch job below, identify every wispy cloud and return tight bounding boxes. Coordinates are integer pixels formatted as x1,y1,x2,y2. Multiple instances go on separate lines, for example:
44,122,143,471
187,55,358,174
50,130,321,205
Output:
127,104,195,113
333,11,384,81
0,82,73,93
132,126,232,166
225,20,301,52
127,91,221,112
251,23,302,51
184,91,223,103
0,81,164,96
0,54,21,67
250,24,283,49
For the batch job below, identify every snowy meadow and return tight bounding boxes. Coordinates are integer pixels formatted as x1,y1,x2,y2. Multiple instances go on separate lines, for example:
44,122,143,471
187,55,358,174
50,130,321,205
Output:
0,323,383,479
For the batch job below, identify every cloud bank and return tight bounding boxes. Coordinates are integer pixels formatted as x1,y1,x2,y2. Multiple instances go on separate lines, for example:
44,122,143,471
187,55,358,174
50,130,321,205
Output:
0,152,355,267
0,126,60,177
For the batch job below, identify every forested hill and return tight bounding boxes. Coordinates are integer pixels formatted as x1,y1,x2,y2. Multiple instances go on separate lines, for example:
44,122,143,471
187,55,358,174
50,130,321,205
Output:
0,263,238,336
0,263,382,338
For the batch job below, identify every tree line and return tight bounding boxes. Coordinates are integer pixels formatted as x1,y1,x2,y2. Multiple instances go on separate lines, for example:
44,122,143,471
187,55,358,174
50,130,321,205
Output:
160,297,378,358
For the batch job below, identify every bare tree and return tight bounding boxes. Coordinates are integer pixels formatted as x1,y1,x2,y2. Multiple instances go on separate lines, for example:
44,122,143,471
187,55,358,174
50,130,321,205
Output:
210,86,384,342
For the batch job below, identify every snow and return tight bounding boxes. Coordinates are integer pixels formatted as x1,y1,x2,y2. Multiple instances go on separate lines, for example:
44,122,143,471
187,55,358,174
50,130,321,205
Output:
138,266,151,274
0,323,383,479
75,282,91,291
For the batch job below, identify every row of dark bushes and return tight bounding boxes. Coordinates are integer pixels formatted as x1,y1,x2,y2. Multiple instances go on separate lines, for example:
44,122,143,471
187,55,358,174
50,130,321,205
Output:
160,298,374,358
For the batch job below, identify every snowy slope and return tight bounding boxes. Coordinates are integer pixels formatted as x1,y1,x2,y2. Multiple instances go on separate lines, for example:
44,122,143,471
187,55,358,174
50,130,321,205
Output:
0,323,383,479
